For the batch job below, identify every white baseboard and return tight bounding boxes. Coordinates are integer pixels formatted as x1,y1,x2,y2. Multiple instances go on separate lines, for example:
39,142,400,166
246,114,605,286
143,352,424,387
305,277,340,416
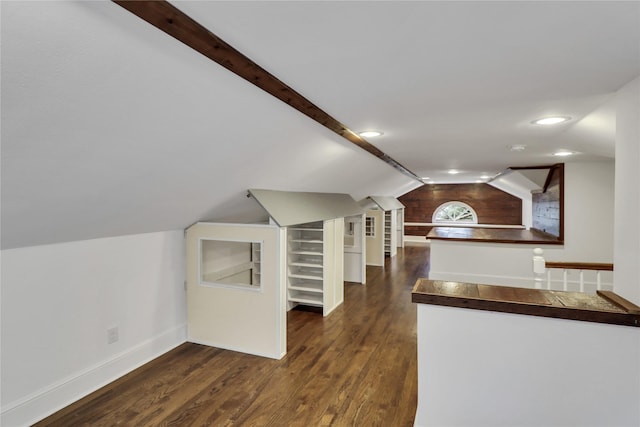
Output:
1,324,187,427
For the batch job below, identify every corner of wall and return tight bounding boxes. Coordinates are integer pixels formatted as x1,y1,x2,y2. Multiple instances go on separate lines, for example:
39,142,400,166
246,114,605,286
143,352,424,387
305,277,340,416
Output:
1,325,187,426
614,75,640,304
1,230,188,426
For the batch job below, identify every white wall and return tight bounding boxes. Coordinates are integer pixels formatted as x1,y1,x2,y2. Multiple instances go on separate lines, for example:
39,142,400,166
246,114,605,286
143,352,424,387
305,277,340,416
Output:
615,76,640,304
415,304,640,427
186,223,285,359
428,240,599,289
344,214,366,284
429,161,615,288
396,208,405,248
564,161,615,263
387,210,398,257
365,210,384,266
1,231,187,426
324,218,345,316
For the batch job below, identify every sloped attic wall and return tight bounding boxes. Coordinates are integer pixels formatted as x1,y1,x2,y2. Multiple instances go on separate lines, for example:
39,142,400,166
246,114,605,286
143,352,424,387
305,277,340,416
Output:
0,3,420,424
1,1,420,250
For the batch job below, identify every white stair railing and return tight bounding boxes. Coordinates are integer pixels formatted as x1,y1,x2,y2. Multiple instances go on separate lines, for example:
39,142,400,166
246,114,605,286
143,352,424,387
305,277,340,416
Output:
532,248,614,292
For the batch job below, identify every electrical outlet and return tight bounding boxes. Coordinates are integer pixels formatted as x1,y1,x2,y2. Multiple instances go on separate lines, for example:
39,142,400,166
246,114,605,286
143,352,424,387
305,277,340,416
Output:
107,326,119,344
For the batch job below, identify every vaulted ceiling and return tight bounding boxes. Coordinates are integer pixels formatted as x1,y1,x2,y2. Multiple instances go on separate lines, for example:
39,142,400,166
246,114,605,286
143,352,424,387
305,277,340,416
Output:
2,1,638,249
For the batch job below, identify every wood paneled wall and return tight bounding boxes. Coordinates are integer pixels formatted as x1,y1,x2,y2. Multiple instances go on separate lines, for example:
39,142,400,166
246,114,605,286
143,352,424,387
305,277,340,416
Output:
532,165,563,239
399,184,522,236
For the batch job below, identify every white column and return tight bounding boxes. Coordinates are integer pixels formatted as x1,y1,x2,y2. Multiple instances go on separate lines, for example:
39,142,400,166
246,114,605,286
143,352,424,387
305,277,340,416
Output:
614,76,640,304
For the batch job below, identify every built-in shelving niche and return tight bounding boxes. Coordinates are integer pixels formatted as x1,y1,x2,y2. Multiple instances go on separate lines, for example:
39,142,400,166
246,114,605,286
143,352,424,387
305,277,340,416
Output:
384,211,392,256
287,221,324,308
286,219,344,316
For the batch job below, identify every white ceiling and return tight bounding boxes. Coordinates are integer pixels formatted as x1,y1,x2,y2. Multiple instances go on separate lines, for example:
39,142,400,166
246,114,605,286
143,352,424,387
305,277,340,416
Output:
2,1,638,249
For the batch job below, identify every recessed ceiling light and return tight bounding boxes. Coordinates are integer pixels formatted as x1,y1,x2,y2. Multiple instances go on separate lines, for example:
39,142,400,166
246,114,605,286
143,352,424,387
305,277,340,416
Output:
553,151,574,157
358,130,383,138
480,175,490,179
422,177,430,180
475,180,483,183
510,144,526,152
448,169,459,175
532,116,571,125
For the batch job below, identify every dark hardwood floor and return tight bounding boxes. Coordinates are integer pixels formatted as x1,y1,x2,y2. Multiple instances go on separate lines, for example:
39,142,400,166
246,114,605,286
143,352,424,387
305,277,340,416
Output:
35,245,430,427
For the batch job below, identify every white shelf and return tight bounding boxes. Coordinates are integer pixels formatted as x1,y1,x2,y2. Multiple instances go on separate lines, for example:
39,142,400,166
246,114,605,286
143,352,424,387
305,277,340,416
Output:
289,261,323,268
289,250,323,256
288,273,323,281
384,211,392,255
288,283,323,293
288,294,323,305
287,221,327,311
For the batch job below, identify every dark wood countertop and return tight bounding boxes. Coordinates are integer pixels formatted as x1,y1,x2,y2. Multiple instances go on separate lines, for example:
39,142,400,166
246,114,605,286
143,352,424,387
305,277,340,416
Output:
427,226,562,244
412,279,640,327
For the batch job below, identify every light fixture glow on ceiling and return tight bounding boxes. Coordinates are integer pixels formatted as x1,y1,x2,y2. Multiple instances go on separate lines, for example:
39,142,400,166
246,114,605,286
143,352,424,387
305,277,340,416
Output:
475,180,483,183
553,151,574,157
448,169,459,175
422,177,430,180
358,130,383,138
532,116,571,125
510,144,526,152
480,175,490,179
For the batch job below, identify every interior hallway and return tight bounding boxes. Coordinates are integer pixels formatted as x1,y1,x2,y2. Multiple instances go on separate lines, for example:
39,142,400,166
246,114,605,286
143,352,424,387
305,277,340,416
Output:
36,245,431,426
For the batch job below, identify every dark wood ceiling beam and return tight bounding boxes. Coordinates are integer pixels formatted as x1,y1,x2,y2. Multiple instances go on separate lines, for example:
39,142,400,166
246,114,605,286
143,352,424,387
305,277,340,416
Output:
112,0,423,184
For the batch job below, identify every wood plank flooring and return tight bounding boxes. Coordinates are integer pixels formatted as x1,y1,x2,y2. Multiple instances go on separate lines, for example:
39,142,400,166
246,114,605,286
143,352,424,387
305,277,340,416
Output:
35,245,430,427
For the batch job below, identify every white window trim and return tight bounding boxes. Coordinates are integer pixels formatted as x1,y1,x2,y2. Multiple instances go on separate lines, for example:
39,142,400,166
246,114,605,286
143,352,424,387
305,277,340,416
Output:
198,238,263,293
365,217,375,237
432,201,478,224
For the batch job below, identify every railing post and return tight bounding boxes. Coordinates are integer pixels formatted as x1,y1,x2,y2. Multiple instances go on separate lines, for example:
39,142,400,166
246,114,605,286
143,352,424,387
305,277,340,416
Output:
533,248,545,289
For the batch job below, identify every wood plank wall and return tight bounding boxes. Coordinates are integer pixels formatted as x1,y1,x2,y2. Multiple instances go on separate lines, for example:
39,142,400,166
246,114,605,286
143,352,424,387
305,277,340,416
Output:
399,183,522,236
532,165,563,239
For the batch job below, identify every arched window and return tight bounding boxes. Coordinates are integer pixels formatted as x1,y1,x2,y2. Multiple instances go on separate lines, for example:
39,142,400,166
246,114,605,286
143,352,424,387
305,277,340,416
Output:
432,201,478,224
